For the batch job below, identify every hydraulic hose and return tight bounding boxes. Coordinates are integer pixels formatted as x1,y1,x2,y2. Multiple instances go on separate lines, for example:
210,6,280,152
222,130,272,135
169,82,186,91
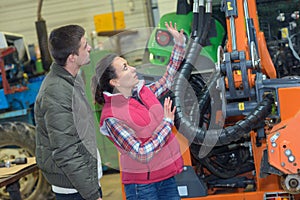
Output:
197,0,205,40
196,72,217,126
200,147,254,178
191,0,199,38
185,94,274,146
172,0,211,89
173,0,213,138
199,0,212,46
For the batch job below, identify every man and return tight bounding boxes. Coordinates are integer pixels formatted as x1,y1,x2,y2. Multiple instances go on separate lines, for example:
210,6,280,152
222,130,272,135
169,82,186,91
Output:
34,24,102,200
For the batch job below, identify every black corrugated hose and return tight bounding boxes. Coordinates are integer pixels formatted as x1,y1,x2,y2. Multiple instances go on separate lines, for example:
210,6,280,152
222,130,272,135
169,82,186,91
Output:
192,94,274,146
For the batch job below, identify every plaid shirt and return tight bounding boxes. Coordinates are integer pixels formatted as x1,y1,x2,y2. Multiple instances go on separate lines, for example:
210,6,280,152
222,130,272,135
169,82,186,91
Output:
105,117,173,163
148,44,185,98
104,43,185,163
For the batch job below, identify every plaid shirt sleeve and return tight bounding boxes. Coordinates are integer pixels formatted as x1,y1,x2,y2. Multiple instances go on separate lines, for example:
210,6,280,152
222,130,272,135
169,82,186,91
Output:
149,43,185,98
104,117,174,163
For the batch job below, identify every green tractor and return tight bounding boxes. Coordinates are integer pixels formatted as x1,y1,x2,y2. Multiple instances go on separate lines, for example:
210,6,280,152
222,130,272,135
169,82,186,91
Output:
144,0,226,72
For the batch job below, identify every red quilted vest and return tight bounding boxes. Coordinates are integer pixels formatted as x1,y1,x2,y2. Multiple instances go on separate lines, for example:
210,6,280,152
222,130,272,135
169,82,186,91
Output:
100,85,183,184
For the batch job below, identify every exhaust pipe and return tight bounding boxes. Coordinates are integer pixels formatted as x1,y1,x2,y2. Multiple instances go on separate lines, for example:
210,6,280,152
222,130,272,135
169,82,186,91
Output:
35,0,52,71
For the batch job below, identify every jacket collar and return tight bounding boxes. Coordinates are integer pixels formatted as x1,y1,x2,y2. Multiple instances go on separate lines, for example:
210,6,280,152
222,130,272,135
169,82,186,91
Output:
103,80,145,102
50,63,76,85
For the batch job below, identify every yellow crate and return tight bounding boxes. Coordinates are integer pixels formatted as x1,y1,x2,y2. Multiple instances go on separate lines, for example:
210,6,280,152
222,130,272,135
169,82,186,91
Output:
94,11,125,33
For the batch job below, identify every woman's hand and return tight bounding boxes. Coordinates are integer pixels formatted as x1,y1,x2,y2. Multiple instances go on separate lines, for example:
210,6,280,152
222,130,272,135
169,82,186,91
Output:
165,21,185,46
164,97,176,122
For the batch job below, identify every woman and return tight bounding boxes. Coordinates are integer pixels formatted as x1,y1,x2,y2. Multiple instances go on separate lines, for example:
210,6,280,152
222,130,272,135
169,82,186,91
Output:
91,22,185,200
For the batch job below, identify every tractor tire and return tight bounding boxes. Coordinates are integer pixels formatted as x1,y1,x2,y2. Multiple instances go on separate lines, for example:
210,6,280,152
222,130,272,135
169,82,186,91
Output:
0,122,53,200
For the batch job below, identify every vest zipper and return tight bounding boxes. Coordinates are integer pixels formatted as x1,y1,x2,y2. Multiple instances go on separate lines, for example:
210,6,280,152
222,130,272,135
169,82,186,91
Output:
147,165,150,180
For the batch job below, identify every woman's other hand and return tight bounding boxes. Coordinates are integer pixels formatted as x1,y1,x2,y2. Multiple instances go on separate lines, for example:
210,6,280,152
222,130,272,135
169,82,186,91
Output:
164,97,176,122
165,21,185,46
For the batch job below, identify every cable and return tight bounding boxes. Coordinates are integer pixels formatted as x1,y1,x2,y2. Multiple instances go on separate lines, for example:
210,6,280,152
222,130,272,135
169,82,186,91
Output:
287,33,300,62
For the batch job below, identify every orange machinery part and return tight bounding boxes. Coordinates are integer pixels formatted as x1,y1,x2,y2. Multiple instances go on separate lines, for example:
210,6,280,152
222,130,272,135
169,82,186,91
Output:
225,0,276,84
178,129,295,200
225,69,256,89
178,126,300,200
176,124,290,200
267,87,300,175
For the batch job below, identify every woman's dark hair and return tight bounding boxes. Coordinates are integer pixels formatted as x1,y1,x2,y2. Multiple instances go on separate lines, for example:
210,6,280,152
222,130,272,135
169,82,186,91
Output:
91,53,119,104
48,24,85,66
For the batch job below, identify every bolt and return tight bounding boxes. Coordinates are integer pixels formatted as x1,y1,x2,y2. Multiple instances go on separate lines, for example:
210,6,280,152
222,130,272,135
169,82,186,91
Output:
285,149,292,156
289,155,295,163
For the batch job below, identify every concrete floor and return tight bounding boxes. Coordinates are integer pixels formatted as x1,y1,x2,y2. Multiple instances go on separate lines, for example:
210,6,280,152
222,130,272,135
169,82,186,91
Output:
101,171,123,200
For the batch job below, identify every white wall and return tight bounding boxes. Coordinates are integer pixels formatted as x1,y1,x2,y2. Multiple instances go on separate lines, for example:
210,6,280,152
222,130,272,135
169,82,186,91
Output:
157,0,177,18
0,0,148,45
